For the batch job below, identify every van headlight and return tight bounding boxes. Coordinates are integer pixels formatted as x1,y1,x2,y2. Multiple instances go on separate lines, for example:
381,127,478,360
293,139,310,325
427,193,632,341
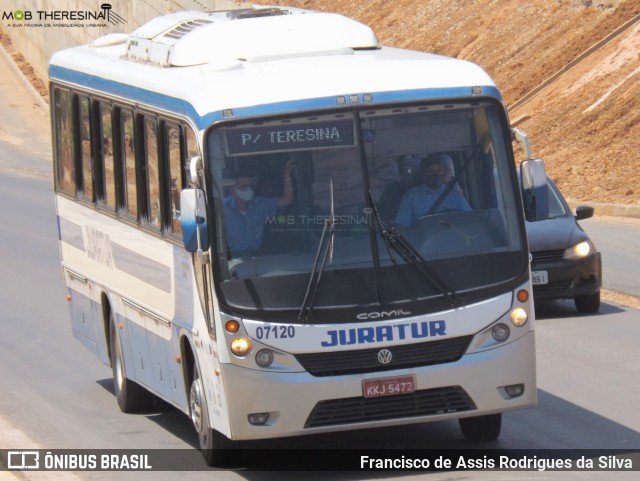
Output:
564,240,593,259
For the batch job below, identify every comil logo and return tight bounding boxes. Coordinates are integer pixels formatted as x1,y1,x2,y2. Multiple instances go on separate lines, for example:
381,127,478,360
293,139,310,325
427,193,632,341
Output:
2,3,126,26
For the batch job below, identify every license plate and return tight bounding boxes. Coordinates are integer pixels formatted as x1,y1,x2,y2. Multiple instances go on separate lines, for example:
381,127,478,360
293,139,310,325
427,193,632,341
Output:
531,270,548,285
362,375,416,398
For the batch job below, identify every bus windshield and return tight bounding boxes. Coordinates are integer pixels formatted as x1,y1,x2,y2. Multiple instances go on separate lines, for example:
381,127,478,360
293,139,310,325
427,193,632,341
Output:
206,101,526,320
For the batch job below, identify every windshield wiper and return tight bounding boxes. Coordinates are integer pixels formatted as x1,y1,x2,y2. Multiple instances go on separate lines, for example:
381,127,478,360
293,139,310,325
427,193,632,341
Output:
368,193,461,308
367,191,399,268
298,179,336,322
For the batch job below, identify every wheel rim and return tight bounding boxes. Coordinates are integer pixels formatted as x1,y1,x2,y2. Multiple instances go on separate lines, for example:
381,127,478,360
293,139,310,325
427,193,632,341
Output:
111,321,124,393
189,378,205,434
114,349,124,392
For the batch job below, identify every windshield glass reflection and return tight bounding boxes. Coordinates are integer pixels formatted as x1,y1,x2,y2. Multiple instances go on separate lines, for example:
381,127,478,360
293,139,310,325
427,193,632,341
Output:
206,103,526,317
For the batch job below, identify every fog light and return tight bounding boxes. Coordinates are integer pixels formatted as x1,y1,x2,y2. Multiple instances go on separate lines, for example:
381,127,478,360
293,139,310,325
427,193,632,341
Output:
510,307,528,326
491,323,510,342
505,384,525,397
230,337,252,357
248,413,270,425
255,349,274,367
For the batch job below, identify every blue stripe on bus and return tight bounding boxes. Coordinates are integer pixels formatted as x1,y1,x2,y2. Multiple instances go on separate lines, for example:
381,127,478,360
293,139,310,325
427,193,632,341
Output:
49,65,207,125
224,87,504,119
49,65,502,129
366,86,503,103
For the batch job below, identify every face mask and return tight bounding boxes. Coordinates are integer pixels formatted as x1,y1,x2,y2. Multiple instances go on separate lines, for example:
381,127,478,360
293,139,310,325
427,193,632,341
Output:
425,173,444,189
234,186,254,202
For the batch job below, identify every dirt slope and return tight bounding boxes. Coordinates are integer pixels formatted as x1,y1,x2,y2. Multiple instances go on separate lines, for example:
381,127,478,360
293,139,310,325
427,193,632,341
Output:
255,0,640,205
2,1,638,204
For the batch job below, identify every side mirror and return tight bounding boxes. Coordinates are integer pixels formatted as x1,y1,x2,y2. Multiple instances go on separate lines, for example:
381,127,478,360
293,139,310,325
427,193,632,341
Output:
575,205,594,221
521,158,549,222
180,189,209,253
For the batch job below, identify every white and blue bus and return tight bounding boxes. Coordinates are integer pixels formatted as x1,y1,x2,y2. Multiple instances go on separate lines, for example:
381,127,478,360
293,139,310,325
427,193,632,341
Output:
50,6,548,465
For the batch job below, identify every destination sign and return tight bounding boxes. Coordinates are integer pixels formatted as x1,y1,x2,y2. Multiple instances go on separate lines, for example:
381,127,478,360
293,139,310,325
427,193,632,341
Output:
226,119,355,155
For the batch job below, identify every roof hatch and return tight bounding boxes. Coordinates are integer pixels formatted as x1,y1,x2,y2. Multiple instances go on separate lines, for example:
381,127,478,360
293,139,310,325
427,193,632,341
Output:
125,7,379,67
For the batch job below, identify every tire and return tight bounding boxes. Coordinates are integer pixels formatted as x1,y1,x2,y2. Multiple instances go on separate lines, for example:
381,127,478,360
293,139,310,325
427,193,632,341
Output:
109,313,153,413
574,290,600,314
189,364,235,466
459,413,502,442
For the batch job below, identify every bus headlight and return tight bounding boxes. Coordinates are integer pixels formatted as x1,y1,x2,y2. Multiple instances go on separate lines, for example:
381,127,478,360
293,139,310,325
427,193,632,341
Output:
230,337,252,357
510,307,528,326
255,349,274,368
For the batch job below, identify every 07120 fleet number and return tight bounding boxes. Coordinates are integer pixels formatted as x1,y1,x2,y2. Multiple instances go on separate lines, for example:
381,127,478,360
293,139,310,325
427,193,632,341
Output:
255,325,296,340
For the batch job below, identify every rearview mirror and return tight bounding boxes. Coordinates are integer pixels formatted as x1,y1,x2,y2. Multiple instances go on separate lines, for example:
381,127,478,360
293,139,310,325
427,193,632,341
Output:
180,189,209,253
575,205,594,221
521,158,549,222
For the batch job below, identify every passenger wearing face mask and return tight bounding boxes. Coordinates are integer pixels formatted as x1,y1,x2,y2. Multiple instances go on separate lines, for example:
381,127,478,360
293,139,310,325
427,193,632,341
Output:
394,153,470,227
223,158,296,253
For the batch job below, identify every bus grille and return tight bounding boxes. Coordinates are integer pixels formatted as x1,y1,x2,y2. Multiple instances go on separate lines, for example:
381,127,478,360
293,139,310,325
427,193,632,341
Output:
305,386,475,428
295,336,472,377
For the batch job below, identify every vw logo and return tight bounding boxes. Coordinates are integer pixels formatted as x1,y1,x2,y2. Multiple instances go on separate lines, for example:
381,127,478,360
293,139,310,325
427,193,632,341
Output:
377,349,393,364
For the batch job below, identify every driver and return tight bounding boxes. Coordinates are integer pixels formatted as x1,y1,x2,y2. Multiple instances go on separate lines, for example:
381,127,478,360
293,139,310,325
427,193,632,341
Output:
394,153,470,227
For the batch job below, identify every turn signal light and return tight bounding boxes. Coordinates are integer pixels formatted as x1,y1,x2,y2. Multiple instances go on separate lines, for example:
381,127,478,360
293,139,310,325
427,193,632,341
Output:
517,289,529,303
225,320,240,333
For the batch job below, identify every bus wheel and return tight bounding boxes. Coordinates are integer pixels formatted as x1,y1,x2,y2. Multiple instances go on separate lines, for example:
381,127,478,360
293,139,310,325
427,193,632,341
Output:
109,314,153,413
459,413,502,442
189,364,234,466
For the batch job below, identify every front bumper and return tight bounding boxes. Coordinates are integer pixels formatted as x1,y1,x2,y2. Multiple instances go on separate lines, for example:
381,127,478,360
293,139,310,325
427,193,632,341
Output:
218,332,536,440
532,252,601,300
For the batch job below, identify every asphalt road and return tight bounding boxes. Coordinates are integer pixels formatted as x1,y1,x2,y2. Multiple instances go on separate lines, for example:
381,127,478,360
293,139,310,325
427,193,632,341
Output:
1,47,639,480
580,215,640,298
1,168,639,481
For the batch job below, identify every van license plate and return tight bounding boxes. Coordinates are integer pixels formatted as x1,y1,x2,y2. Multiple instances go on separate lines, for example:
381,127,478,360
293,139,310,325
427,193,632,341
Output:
532,270,548,285
362,375,416,398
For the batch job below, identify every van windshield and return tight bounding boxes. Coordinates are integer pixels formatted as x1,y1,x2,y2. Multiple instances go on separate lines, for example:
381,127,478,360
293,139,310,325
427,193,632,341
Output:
206,102,527,322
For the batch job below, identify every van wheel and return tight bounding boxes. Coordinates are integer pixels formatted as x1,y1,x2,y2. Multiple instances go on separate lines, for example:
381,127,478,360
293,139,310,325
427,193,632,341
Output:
574,291,600,313
459,413,502,442
189,364,235,466
109,314,153,413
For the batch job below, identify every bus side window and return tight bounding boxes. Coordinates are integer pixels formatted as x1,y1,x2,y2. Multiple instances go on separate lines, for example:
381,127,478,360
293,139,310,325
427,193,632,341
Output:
144,117,162,231
53,87,76,196
99,103,116,211
166,123,183,237
78,95,93,202
121,109,138,220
